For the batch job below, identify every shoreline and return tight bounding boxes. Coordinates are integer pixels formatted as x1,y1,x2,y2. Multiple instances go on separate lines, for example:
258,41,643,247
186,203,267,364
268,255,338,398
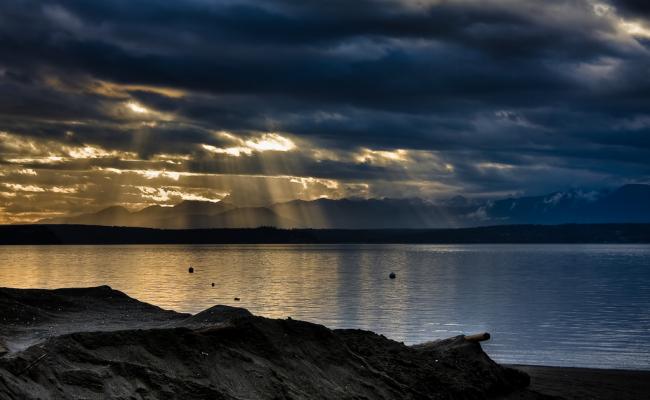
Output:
2,223,650,245
507,365,650,400
506,362,650,374
1,286,648,399
1,286,534,399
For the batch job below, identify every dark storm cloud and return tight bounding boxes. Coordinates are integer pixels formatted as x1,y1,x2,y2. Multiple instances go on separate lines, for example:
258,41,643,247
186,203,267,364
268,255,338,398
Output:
0,0,624,101
613,0,650,18
1,0,650,221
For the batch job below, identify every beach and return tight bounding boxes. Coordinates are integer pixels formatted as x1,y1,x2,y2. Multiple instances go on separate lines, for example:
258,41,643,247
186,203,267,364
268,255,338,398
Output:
508,365,650,400
0,286,647,399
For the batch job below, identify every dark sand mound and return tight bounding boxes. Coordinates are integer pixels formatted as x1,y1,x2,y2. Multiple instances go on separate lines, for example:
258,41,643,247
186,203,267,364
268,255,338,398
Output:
0,286,548,399
0,286,187,354
180,305,253,328
0,285,185,327
0,320,536,399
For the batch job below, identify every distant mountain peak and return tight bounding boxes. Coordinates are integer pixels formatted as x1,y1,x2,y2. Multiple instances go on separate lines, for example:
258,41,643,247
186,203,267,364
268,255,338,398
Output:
94,206,131,216
170,199,233,215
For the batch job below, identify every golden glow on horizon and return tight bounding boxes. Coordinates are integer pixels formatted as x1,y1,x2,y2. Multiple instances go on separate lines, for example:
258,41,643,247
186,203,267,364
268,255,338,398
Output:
1,129,460,226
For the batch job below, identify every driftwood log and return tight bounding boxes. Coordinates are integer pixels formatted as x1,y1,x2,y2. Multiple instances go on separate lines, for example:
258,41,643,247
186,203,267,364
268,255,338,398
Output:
464,332,491,342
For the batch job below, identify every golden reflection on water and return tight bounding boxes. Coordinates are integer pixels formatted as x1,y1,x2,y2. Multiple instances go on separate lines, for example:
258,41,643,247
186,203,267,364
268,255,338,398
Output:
0,245,421,323
1,244,650,370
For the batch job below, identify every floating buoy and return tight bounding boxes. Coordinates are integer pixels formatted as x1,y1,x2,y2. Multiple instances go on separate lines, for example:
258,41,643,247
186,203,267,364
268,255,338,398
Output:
389,272,396,279
188,267,194,274
211,282,215,287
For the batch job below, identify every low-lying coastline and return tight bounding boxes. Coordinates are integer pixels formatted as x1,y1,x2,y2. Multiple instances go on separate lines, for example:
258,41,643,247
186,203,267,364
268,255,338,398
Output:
0,286,647,399
2,223,650,245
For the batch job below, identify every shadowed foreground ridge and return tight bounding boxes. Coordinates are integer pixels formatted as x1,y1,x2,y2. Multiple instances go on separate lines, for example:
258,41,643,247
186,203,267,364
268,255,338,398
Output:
0,286,544,399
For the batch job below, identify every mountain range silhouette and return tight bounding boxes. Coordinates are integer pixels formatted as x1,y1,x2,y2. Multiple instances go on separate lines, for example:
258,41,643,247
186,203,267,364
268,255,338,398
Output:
40,184,650,229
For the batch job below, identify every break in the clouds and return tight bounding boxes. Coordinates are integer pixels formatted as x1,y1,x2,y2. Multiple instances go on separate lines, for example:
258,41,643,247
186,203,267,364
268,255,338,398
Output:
1,0,650,222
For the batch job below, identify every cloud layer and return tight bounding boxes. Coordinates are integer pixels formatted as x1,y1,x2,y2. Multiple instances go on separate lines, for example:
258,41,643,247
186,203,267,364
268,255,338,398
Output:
1,0,650,222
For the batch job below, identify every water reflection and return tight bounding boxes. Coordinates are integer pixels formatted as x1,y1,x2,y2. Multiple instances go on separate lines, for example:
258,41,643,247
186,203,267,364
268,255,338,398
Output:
1,244,649,369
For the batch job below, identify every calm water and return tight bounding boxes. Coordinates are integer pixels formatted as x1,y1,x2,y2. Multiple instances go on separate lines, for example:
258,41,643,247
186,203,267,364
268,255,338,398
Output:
1,244,649,370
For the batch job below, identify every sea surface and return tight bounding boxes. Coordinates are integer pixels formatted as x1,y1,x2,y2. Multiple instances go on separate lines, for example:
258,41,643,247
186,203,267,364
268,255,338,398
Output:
1,244,649,370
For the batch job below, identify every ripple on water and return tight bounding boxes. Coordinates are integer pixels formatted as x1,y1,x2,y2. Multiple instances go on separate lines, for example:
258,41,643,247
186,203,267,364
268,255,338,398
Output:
0,243,649,370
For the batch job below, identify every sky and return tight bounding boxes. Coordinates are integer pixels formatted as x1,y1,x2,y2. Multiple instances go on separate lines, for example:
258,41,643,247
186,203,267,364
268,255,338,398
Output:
1,0,650,223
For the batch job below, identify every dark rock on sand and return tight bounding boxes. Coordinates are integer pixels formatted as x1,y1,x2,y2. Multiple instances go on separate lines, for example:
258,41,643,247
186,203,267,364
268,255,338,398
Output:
179,305,253,328
0,286,546,399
